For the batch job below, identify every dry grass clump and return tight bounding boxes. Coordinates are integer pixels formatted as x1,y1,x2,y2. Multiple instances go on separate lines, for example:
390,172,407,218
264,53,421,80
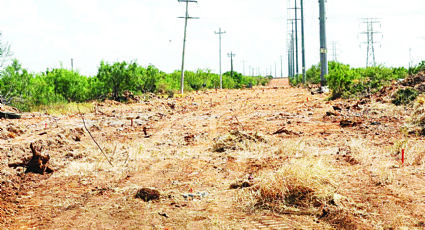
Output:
369,100,406,117
235,157,373,229
212,130,267,152
370,165,395,186
244,158,337,214
338,138,371,165
390,139,408,156
32,102,95,115
274,138,309,159
405,96,425,135
404,140,425,166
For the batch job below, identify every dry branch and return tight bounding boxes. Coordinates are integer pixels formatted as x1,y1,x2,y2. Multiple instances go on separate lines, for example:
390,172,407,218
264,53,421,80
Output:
78,107,113,166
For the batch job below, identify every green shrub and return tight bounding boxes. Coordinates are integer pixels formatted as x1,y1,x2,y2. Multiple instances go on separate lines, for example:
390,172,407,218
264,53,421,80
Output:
326,62,355,98
409,61,425,75
306,64,321,84
0,59,273,111
45,68,89,102
303,61,408,99
96,61,140,99
0,59,31,108
392,88,419,106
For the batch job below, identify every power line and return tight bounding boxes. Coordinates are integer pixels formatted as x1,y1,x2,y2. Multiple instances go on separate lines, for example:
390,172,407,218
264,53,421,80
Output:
178,0,199,94
360,18,382,67
214,27,226,89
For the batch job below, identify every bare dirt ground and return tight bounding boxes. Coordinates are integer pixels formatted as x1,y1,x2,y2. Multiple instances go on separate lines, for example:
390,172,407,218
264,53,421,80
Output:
1,78,425,229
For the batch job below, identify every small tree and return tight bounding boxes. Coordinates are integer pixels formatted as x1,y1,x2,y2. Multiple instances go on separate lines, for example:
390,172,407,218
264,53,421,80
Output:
0,33,12,68
96,61,139,100
141,65,158,93
0,59,31,105
45,68,89,102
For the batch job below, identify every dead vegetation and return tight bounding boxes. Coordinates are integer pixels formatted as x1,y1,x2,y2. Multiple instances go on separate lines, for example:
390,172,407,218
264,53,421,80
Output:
212,130,267,152
1,78,425,229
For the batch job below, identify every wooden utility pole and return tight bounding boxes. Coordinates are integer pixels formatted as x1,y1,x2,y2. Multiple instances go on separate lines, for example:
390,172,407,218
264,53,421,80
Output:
214,27,226,89
178,0,198,94
228,52,235,79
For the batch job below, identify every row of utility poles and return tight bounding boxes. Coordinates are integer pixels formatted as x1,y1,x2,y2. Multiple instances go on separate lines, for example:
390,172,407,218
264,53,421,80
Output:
179,0,330,93
287,0,327,86
178,0,237,93
287,0,307,84
287,1,382,86
178,0,287,94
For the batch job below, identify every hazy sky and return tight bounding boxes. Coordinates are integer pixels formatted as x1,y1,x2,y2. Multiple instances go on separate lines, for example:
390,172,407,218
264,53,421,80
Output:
0,0,424,76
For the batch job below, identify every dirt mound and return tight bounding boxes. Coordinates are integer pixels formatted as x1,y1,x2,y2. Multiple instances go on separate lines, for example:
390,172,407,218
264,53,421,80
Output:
401,71,425,88
0,123,26,140
369,71,425,103
120,90,141,103
0,104,20,113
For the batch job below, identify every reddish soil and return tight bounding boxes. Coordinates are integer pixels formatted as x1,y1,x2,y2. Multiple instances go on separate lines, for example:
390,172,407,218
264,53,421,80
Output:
1,78,425,229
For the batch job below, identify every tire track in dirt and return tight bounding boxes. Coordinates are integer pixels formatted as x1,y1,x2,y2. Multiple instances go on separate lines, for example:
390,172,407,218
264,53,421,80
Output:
5,78,424,229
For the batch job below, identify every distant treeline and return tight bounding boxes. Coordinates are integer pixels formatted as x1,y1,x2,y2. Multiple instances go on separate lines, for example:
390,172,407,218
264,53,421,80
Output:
0,60,271,111
291,60,425,99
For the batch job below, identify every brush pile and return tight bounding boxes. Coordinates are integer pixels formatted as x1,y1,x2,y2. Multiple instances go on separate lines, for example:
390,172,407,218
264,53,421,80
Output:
212,130,267,152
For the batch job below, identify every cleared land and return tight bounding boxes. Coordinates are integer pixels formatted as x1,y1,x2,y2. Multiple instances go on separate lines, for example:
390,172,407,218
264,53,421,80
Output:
1,78,425,229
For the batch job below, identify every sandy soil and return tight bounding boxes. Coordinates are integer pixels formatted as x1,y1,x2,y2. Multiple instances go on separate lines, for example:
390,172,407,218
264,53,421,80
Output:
1,79,424,229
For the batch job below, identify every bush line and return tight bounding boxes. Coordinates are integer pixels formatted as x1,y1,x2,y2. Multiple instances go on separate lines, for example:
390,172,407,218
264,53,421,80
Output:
0,59,271,111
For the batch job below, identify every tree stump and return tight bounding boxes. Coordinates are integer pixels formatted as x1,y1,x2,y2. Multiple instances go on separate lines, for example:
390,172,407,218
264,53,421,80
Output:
25,143,54,174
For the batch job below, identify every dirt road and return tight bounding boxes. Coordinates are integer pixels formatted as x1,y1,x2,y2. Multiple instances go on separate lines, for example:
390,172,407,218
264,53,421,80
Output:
1,78,424,229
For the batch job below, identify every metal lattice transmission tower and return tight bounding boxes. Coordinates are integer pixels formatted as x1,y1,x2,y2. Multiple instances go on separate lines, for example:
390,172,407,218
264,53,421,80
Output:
329,41,339,62
360,18,382,67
